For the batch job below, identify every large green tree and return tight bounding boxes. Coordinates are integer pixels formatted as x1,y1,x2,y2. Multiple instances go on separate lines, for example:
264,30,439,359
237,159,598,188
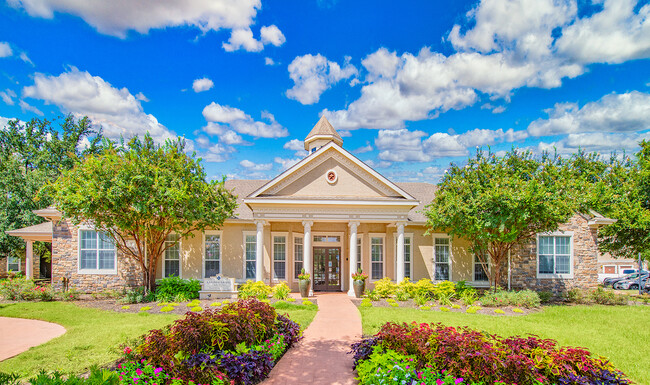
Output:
425,149,579,289
0,115,103,259
50,134,238,291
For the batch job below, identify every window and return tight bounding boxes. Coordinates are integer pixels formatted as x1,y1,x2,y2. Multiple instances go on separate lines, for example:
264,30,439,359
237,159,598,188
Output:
7,256,20,272
245,234,257,280
204,233,220,278
273,235,286,280
393,234,412,279
164,234,180,278
370,236,384,280
356,236,362,273
294,236,303,280
538,235,572,277
313,235,340,242
434,237,450,281
474,252,489,282
79,229,116,273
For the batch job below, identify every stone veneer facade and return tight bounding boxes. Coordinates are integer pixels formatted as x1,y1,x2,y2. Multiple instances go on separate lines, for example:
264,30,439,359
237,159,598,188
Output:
509,213,599,292
51,219,142,292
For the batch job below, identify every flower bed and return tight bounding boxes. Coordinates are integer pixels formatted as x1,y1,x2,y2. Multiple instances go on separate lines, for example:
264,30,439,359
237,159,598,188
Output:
119,299,302,385
350,321,631,385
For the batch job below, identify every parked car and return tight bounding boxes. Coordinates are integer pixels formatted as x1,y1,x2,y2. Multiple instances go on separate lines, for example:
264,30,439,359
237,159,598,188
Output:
613,275,649,290
604,271,648,288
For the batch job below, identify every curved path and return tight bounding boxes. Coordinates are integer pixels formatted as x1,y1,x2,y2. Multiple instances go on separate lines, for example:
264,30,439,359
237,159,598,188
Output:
263,293,362,385
0,317,66,361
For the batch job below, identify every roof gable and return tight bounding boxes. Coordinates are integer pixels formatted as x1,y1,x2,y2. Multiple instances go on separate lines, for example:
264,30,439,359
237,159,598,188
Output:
247,142,416,201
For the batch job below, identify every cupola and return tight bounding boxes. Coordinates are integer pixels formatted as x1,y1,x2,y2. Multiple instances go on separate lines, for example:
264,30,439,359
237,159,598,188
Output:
304,115,343,153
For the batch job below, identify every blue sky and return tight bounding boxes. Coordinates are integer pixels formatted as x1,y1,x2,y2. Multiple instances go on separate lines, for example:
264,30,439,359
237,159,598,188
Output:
1,0,649,183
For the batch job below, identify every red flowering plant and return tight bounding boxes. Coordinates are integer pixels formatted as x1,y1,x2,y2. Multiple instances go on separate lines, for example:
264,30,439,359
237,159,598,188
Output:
351,269,368,282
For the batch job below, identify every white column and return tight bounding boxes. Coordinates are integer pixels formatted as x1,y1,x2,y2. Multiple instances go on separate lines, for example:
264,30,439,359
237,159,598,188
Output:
348,221,360,296
302,221,313,296
255,220,265,282
396,222,405,282
25,240,33,280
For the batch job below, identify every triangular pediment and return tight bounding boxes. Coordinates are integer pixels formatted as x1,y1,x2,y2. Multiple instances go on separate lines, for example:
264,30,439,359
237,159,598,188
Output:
247,143,416,201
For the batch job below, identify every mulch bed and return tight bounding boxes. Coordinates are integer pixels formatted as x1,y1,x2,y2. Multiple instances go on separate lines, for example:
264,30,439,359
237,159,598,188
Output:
350,298,538,316
75,296,316,315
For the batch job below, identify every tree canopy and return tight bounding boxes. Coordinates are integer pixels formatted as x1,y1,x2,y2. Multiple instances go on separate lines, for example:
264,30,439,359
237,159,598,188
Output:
50,134,238,291
0,115,103,259
424,149,579,288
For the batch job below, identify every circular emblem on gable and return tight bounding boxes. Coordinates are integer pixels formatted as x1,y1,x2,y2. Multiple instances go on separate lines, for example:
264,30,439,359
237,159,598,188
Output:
326,169,338,184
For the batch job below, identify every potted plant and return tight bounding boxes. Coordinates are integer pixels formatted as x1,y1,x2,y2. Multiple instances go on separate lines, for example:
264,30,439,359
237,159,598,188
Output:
351,269,368,298
298,268,310,298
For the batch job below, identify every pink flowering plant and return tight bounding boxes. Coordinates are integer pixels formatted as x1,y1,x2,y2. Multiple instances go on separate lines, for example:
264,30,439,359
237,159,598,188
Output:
352,269,368,282
117,360,169,385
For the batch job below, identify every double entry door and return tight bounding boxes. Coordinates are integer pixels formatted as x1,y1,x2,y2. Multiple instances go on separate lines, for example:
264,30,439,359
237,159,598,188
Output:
313,247,341,291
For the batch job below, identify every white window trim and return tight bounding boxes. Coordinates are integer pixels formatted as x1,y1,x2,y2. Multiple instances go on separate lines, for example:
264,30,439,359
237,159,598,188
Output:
393,233,413,279
7,256,21,272
202,230,222,279
292,233,304,283
536,232,574,279
432,233,452,282
369,233,386,282
471,252,490,287
312,232,344,247
77,227,118,275
163,233,182,278
271,232,289,282
356,234,364,275
243,231,257,281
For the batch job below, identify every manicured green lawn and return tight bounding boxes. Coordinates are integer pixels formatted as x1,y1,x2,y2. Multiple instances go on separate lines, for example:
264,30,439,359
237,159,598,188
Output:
360,305,650,385
0,301,318,379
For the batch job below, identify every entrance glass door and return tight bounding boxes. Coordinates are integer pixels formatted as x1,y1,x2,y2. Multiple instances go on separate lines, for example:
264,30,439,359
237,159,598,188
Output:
313,247,341,291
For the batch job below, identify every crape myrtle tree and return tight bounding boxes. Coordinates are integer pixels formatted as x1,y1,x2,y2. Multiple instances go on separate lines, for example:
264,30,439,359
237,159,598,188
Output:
50,134,238,292
424,149,579,290
0,115,104,260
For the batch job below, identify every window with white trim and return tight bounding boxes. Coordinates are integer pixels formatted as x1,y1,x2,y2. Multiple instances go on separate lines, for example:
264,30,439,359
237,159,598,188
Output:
356,236,362,273
273,235,286,280
204,233,220,278
434,237,450,281
474,252,489,282
393,235,413,279
245,234,256,280
7,256,20,272
294,236,303,279
538,235,571,276
164,234,180,278
370,236,384,280
79,230,116,273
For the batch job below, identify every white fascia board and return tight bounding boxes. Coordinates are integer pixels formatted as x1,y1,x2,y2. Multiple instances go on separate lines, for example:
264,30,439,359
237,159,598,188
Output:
243,198,419,206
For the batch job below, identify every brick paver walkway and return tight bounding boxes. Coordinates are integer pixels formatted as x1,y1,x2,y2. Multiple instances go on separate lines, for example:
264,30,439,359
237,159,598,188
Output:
0,317,66,361
263,293,362,385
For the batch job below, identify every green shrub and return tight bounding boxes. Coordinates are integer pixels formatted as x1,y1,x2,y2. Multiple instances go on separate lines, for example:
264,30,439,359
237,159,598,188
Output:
591,287,627,305
210,302,221,307
432,280,456,300
159,305,174,312
365,289,382,301
413,294,428,306
238,280,272,300
61,288,82,301
455,280,476,297
121,305,130,310
26,367,119,385
0,372,20,385
538,290,554,304
302,300,313,306
439,306,450,312
494,308,505,314
373,278,397,298
0,277,36,300
286,297,296,302
419,305,430,310
155,277,200,302
437,292,454,306
512,308,524,313
191,306,203,312
466,306,480,314
480,289,541,308
394,288,410,301
272,282,291,300
411,278,436,300
390,302,399,307
139,306,152,311
460,290,477,306
451,304,461,309
360,299,373,308
119,287,155,304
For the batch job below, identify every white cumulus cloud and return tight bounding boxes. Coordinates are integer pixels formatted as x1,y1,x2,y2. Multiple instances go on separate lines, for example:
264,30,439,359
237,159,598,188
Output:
202,102,288,138
286,54,357,105
240,159,273,171
0,42,13,57
192,77,214,93
260,25,285,47
222,25,286,52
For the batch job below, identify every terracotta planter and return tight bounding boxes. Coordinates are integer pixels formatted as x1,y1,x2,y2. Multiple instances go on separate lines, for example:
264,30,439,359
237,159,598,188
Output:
299,279,310,298
353,279,366,298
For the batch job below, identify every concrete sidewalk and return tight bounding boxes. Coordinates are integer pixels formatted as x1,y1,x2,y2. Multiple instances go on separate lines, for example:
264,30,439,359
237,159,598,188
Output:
263,293,362,385
0,316,66,361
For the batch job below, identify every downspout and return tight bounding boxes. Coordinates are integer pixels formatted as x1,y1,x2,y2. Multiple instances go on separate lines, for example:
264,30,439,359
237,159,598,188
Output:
507,249,511,291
